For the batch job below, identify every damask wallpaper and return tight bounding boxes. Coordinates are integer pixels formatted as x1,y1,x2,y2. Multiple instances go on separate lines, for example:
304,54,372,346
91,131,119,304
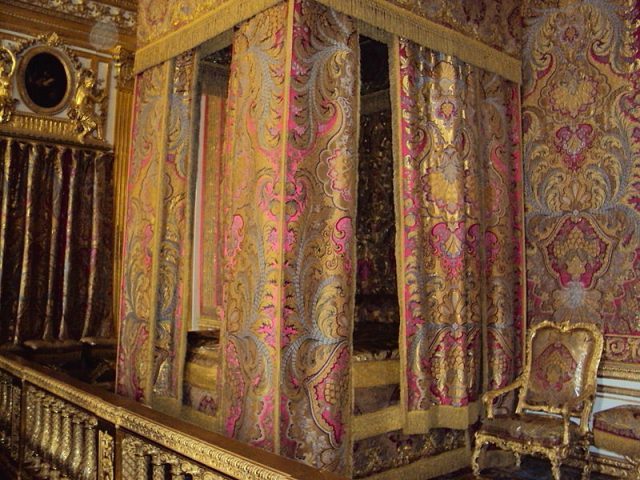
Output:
523,0,640,367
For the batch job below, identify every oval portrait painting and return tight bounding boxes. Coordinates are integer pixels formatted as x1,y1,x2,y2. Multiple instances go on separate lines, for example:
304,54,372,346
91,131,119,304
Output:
18,47,74,114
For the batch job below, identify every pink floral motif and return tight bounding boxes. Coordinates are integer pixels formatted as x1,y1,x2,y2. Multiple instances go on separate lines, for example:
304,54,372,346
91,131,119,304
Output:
430,221,469,279
554,124,594,171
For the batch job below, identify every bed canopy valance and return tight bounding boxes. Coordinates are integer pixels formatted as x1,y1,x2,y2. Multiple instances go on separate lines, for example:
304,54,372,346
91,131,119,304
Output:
117,0,525,477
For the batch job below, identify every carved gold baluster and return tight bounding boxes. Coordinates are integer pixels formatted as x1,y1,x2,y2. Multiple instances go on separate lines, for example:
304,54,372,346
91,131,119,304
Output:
46,399,62,479
38,395,53,477
56,405,73,479
50,400,70,479
27,391,44,468
79,416,97,480
67,411,85,479
0,379,9,445
23,387,35,463
10,383,21,460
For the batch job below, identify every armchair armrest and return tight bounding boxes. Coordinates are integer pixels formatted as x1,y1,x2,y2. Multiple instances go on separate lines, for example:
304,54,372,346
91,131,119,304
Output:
482,377,524,419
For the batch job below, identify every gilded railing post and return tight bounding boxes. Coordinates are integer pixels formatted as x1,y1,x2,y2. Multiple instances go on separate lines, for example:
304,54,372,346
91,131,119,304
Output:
98,429,114,480
110,45,134,335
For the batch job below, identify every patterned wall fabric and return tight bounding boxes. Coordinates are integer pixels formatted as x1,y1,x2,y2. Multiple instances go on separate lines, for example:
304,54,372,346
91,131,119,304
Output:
387,0,522,58
523,0,640,365
117,52,199,404
0,138,114,344
280,1,358,472
395,38,524,429
220,3,288,453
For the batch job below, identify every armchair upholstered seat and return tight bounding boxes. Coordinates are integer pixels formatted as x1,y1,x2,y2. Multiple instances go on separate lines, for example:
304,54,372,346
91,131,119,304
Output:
472,321,604,480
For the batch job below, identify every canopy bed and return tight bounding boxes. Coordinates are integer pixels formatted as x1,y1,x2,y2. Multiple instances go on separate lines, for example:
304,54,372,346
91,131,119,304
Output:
116,1,526,477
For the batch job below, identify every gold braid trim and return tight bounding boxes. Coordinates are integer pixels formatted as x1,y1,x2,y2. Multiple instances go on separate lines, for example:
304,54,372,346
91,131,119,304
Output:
134,0,282,74
365,446,471,480
403,402,482,434
352,360,399,388
316,0,521,83
353,406,402,441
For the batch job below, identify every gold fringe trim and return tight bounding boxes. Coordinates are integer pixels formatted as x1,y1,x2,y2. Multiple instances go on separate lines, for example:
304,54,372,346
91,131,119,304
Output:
403,403,481,434
134,0,282,74
353,406,403,441
316,0,521,83
352,359,399,388
363,446,470,480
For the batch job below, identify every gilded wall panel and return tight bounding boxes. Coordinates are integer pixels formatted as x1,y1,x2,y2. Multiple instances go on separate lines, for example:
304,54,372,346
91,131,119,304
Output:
279,1,358,473
523,0,640,366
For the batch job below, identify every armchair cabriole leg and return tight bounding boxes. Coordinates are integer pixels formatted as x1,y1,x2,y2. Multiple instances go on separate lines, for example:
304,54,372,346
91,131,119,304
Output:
471,438,483,478
514,452,521,469
550,453,562,480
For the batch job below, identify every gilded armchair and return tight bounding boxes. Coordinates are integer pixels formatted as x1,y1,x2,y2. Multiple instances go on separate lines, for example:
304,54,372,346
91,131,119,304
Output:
472,321,604,480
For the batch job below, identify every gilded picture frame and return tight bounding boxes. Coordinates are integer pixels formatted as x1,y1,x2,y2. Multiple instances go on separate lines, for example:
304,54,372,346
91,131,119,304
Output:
17,46,75,115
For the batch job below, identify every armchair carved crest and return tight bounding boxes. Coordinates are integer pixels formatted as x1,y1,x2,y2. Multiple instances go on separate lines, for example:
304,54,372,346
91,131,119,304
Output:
472,320,604,480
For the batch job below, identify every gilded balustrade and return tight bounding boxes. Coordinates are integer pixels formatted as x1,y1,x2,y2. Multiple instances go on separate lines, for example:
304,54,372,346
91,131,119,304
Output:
0,353,345,480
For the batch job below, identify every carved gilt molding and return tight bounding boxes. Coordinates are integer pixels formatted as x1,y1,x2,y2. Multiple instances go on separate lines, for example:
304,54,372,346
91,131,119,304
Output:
3,0,136,35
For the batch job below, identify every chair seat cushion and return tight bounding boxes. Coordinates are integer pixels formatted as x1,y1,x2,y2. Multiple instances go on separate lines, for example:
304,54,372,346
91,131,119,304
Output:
593,406,640,457
479,413,580,447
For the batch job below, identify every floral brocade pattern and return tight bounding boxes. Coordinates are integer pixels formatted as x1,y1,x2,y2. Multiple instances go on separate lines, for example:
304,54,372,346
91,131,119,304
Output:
280,1,358,472
523,0,640,364
153,51,198,400
220,4,287,452
117,52,199,404
387,0,522,58
220,2,358,473
397,39,524,412
117,65,168,402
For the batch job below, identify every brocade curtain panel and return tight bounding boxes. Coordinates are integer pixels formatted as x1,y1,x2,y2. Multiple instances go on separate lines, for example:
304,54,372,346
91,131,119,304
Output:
0,137,114,345
220,1,358,473
394,39,525,433
117,50,199,407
